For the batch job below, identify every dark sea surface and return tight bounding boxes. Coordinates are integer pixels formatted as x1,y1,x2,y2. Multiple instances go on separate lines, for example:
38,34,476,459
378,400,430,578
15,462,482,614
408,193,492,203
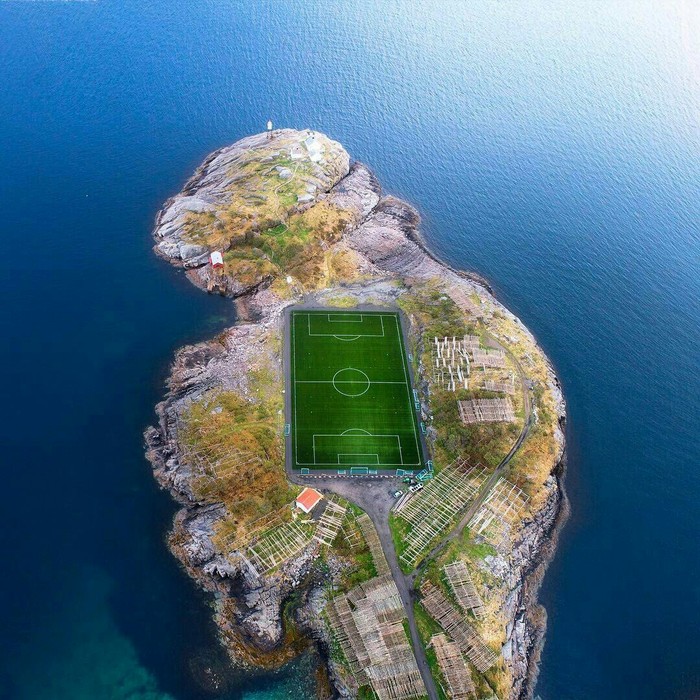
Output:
1,2,699,698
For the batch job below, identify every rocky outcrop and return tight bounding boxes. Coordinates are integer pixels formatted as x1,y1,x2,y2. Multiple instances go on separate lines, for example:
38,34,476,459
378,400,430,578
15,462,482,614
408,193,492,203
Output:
326,161,382,221
153,129,350,269
498,460,567,698
146,130,567,699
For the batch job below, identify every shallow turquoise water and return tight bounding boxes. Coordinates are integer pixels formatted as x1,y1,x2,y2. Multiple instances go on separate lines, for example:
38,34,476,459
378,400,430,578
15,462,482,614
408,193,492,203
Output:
1,2,698,698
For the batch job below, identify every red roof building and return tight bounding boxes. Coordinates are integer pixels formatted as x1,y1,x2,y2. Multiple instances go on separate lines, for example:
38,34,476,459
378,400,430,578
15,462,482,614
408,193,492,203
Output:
296,487,323,514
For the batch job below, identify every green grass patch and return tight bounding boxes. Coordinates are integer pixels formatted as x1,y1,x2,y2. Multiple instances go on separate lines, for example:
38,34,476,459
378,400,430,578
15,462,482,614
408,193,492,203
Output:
429,387,520,468
290,310,424,471
346,502,365,517
413,606,442,651
322,611,352,669
424,645,449,700
336,548,377,591
182,389,296,545
459,529,497,561
413,603,449,700
389,513,413,573
397,282,470,339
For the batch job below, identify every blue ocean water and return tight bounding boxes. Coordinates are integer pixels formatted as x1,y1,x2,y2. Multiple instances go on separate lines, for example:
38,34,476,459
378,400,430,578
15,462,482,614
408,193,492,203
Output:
1,1,698,698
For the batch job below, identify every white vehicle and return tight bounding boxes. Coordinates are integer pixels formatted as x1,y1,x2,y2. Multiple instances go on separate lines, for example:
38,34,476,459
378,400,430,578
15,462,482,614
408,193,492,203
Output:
408,483,424,493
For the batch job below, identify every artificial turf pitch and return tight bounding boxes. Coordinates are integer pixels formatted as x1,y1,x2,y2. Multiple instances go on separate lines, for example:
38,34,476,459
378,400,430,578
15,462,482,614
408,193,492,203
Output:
289,310,424,471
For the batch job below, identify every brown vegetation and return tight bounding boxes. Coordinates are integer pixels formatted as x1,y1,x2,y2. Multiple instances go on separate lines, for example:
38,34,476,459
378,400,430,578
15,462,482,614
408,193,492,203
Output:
181,389,296,545
218,598,311,668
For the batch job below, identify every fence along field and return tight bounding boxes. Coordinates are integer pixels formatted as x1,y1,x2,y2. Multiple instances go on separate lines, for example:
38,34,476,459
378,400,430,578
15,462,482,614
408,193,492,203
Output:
290,310,423,471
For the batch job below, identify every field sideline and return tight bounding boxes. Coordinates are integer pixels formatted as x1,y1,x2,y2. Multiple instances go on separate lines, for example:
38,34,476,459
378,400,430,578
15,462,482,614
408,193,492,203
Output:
289,310,424,472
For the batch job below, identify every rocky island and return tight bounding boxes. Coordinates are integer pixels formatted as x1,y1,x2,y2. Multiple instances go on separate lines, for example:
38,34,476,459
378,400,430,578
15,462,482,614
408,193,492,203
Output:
145,129,567,700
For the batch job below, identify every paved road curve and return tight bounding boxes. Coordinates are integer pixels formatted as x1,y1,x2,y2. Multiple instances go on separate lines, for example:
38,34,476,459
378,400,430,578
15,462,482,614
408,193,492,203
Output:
291,475,441,700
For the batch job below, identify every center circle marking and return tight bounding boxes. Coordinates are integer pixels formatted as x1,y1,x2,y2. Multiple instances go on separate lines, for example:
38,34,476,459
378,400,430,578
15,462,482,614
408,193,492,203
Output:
332,368,370,397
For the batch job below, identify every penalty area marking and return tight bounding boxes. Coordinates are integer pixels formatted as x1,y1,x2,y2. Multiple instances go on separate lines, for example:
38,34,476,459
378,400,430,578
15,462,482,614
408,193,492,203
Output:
328,314,364,323
307,313,386,338
309,432,410,467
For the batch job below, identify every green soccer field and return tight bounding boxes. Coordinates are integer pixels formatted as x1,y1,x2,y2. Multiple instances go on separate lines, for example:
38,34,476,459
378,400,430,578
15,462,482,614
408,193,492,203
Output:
289,310,424,472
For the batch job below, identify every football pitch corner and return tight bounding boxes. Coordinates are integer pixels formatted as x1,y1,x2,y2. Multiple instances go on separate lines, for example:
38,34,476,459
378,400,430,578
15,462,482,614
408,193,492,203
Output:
287,309,425,472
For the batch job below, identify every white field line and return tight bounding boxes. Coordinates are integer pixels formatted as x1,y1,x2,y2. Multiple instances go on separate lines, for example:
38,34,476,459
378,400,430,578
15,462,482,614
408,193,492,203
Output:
328,314,364,323
307,433,410,466
392,314,422,464
293,312,298,466
309,331,387,337
295,380,406,384
305,312,386,338
337,454,380,465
